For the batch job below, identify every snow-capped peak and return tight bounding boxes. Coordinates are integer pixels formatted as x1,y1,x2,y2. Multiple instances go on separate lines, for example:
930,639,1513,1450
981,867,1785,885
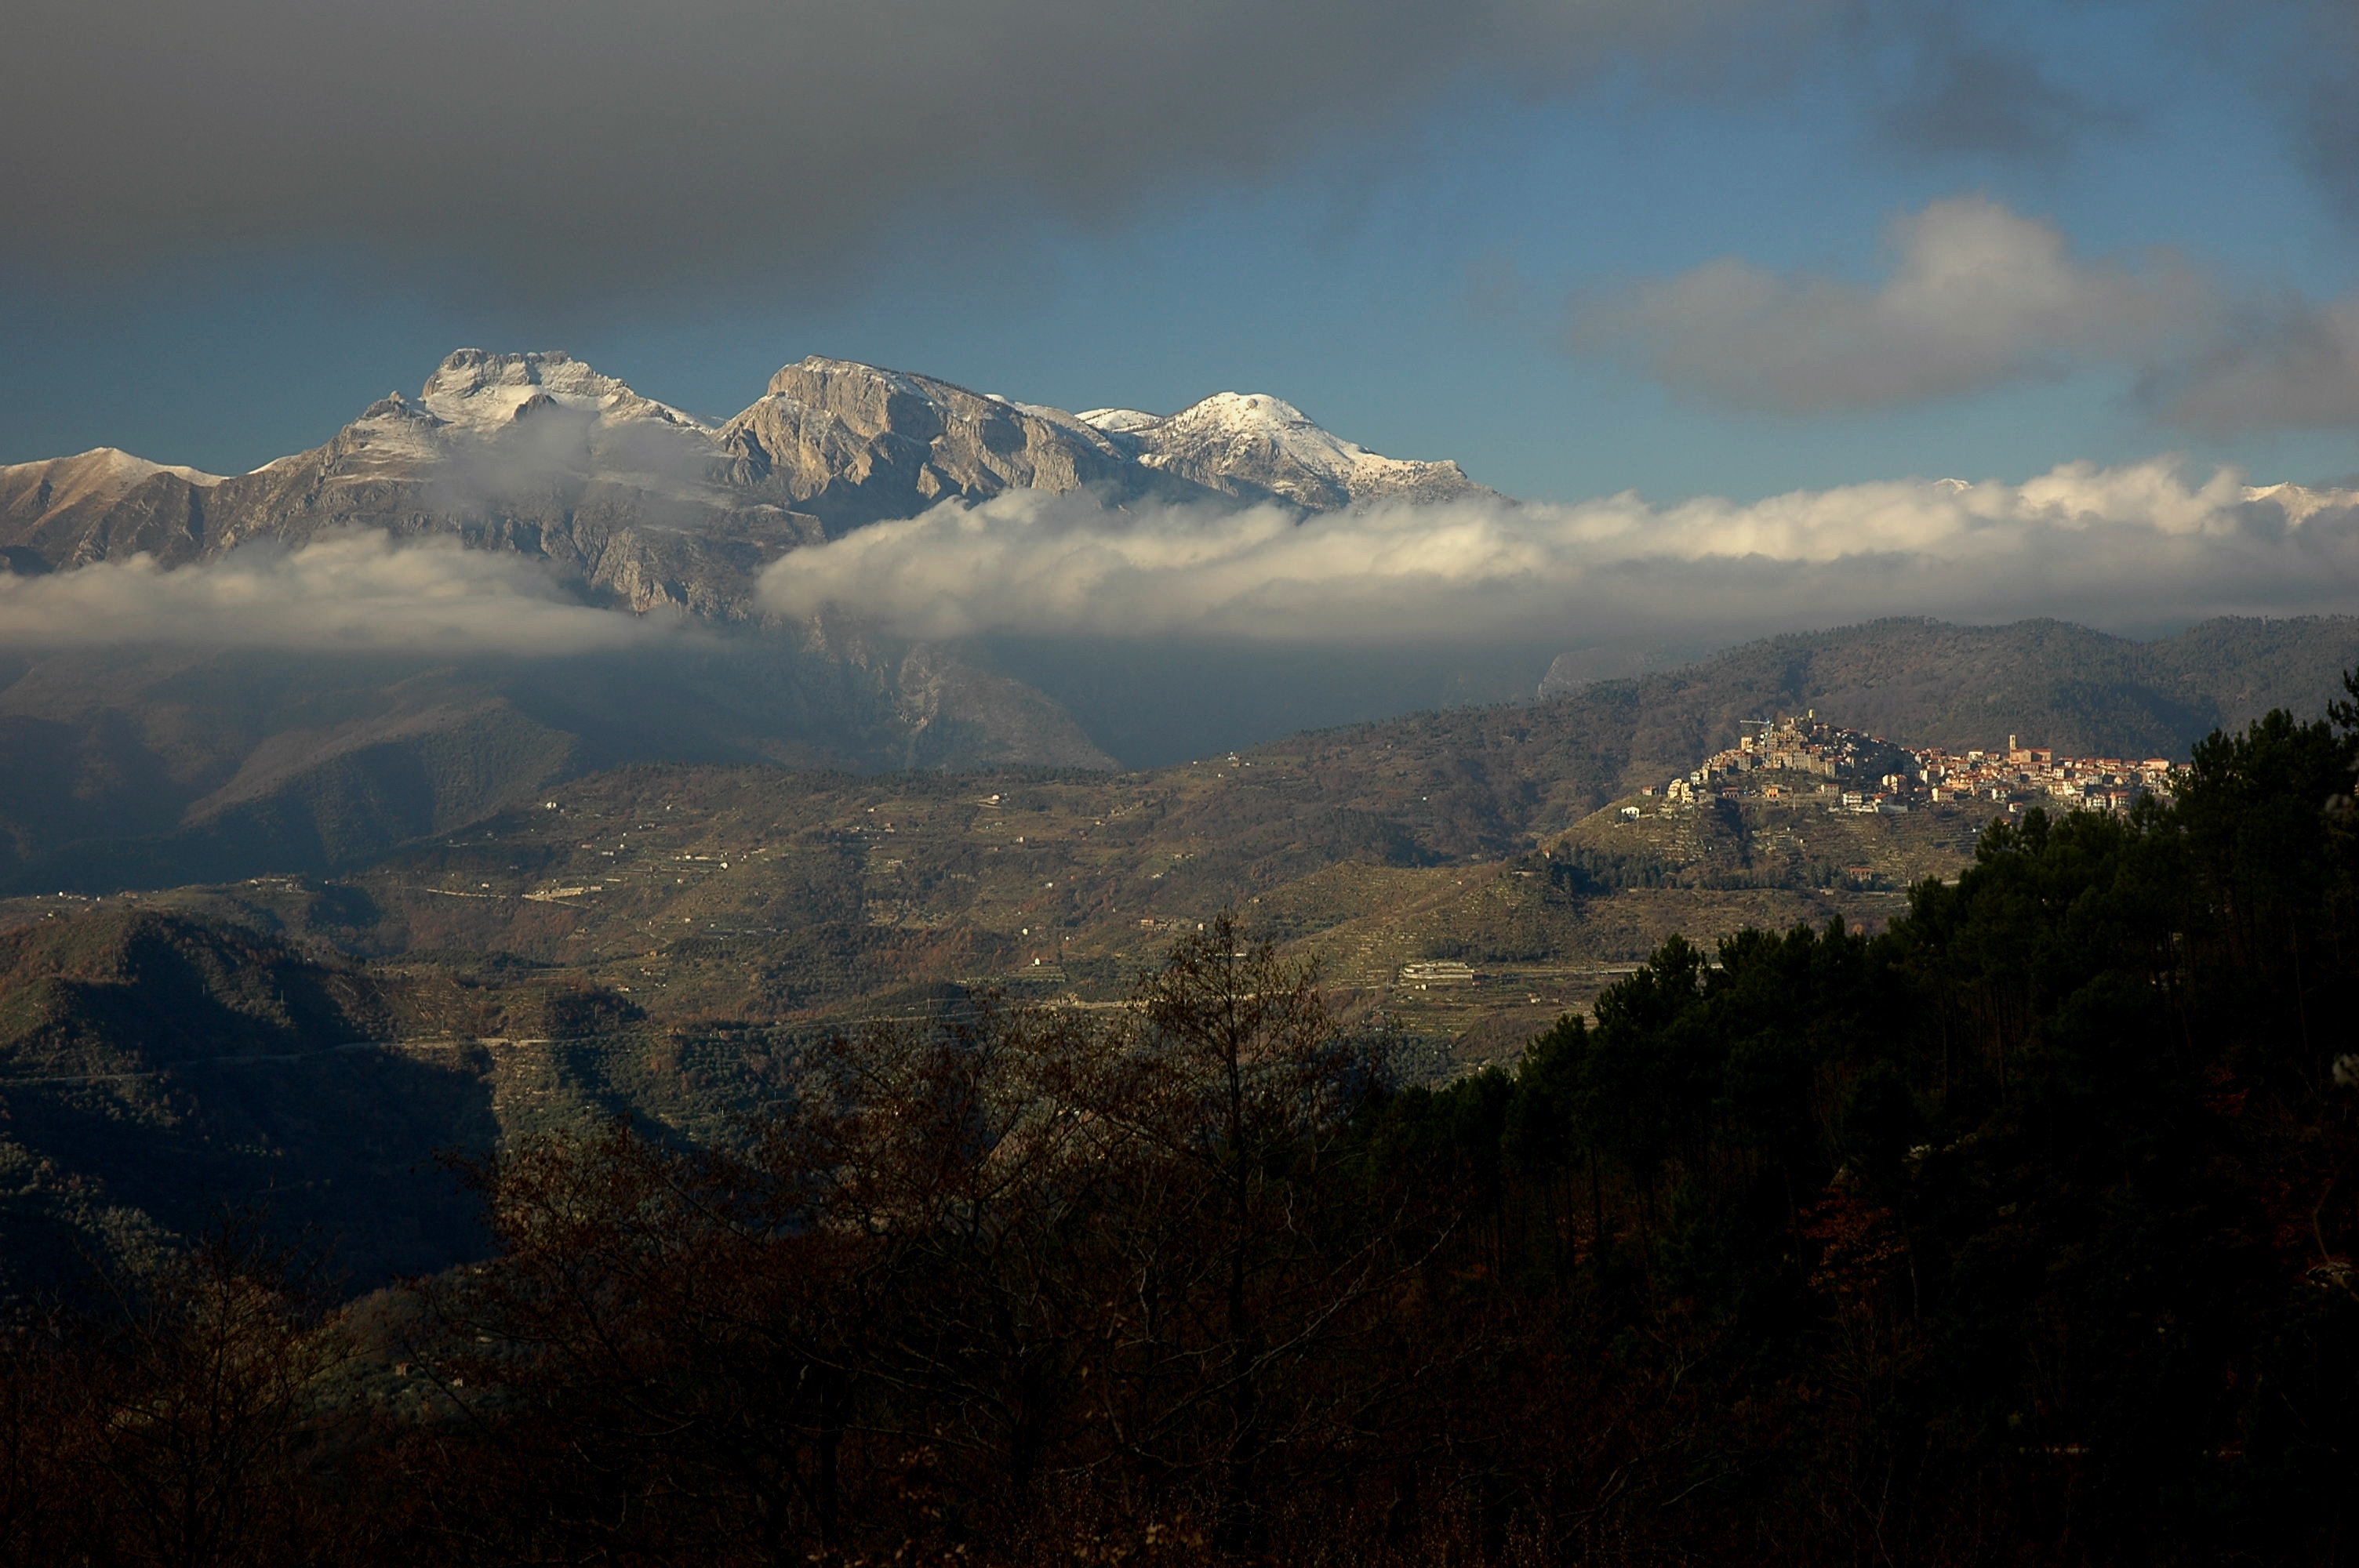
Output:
2244,479,2359,526
70,446,227,488
1078,393,1483,507
1156,391,1372,466
419,349,711,433
1074,407,1161,437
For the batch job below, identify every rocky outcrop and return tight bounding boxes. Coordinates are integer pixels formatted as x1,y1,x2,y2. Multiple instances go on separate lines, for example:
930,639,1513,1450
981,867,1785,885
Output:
716,357,1198,534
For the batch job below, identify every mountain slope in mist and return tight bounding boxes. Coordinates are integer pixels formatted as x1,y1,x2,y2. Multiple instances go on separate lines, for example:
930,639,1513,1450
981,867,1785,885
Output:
0,634,1113,896
5,612,2348,907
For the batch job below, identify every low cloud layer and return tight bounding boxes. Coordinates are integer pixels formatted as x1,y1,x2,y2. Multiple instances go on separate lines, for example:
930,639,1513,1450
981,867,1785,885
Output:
1568,196,2206,412
757,462,2359,644
0,532,663,653
0,0,1819,291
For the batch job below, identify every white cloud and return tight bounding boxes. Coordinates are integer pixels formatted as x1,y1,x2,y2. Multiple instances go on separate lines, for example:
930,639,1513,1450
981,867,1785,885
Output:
757,463,2359,644
0,532,667,653
1569,195,2210,412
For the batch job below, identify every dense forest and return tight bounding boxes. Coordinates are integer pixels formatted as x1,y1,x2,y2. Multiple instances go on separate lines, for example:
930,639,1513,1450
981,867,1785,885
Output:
3,687,2357,1566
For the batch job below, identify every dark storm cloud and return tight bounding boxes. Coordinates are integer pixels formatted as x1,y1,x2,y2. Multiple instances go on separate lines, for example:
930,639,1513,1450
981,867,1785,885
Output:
1878,36,2127,166
2284,3,2359,230
2145,292,2359,434
2211,0,2359,227
0,0,1829,292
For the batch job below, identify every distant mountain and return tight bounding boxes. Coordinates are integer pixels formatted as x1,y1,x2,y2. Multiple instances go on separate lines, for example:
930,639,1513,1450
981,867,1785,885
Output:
0,350,1505,880
0,635,1114,897
6,349,2355,905
0,350,1481,615
716,358,1198,534
1566,615,2359,771
1078,392,1491,508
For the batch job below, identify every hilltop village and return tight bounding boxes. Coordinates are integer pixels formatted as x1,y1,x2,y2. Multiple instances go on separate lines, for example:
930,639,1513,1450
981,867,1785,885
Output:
1652,713,2183,815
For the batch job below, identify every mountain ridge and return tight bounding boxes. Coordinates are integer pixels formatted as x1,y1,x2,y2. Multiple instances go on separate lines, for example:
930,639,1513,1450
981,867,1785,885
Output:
1079,390,1491,508
0,348,1483,611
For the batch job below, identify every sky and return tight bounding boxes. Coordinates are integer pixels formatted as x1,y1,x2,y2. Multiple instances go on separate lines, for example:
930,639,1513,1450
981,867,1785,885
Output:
9,0,2359,509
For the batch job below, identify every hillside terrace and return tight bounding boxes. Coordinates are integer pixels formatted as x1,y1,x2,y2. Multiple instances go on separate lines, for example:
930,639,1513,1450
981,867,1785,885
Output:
1650,713,2183,817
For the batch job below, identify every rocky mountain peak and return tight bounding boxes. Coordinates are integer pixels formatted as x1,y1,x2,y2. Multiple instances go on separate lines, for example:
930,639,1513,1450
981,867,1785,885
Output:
420,349,709,434
2,347,1494,616
768,354,932,399
754,356,961,439
721,356,1150,528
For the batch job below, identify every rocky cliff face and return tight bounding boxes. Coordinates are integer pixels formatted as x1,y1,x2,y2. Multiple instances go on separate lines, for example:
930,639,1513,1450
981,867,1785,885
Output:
716,358,1190,532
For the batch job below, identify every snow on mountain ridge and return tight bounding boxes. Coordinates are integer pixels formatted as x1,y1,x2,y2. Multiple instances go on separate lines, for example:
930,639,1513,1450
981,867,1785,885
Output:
420,349,713,433
1074,407,1161,437
0,447,227,489
1078,391,1486,508
2244,480,2359,527
0,448,228,543
1,350,1494,597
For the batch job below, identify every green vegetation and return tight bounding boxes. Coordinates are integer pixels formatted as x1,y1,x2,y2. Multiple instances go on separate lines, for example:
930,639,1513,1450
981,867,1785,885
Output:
3,683,2355,1563
1361,699,2359,1560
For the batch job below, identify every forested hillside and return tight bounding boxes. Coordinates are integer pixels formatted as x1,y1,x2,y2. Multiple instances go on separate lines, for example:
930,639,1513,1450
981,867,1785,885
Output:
0,910,649,1292
2,677,2354,1564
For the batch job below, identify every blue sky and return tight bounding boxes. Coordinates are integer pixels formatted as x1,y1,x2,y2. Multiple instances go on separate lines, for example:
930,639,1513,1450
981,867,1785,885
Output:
6,0,2359,504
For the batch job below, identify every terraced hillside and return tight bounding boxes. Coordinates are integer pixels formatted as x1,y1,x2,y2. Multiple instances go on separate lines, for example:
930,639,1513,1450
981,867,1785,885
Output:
20,738,1986,1067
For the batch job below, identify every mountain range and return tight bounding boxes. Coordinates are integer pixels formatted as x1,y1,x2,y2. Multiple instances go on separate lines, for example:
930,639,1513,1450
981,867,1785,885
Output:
5,349,2359,900
0,350,1514,884
5,605,2359,1284
0,350,1488,617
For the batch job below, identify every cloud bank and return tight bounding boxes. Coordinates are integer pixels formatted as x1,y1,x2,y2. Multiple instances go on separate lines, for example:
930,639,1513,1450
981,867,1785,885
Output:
0,532,663,654
0,0,1821,290
1568,196,2206,412
757,463,2359,644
